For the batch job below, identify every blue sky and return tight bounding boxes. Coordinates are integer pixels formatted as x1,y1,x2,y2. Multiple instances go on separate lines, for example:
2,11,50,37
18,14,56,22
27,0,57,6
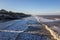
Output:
0,0,60,15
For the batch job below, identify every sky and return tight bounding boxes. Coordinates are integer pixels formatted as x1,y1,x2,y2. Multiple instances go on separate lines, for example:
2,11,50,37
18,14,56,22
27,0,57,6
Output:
0,0,60,15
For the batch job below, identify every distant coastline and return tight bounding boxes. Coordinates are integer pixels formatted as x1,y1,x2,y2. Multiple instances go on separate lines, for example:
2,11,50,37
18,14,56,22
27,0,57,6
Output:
0,9,31,20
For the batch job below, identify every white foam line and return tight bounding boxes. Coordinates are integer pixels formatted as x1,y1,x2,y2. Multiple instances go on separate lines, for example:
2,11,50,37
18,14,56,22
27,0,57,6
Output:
0,30,24,33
